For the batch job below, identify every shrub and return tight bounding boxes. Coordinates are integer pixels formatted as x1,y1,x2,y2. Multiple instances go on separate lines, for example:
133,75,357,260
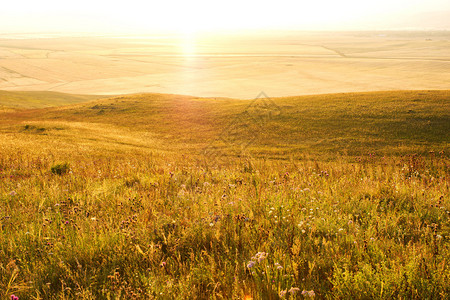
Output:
51,162,70,175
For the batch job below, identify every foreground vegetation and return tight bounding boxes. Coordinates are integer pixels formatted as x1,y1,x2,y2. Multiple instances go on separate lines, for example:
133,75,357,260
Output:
0,90,449,299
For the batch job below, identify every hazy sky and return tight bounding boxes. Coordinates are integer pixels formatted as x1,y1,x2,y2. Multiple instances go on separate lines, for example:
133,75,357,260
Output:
1,0,449,33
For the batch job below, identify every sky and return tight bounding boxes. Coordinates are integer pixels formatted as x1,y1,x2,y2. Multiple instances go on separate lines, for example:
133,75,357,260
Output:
0,0,449,34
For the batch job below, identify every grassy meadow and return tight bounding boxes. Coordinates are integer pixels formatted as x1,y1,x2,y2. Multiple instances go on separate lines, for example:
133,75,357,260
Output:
0,90,449,299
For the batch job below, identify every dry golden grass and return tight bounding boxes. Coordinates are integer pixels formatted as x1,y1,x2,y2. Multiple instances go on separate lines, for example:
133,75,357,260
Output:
0,89,448,298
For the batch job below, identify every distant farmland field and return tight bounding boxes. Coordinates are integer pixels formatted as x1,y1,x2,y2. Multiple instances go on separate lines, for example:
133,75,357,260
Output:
0,31,449,98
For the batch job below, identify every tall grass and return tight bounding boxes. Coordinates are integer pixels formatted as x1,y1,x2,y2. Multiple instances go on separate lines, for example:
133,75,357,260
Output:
1,150,448,299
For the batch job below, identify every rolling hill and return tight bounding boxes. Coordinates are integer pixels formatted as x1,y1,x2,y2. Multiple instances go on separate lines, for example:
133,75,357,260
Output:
0,90,105,109
0,90,448,159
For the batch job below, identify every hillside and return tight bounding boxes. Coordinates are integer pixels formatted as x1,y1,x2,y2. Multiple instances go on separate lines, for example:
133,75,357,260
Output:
0,90,448,159
0,90,105,109
0,89,449,298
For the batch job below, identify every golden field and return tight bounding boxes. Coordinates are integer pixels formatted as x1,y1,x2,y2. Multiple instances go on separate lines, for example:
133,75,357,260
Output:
0,89,448,298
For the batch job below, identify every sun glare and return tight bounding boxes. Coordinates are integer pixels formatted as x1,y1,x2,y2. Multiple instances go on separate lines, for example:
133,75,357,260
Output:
180,33,197,56
2,0,448,33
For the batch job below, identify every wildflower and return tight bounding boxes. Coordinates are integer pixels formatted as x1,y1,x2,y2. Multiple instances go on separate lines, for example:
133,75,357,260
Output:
257,256,266,263
254,252,268,262
11,295,19,300
289,287,300,294
247,261,256,269
9,191,17,196
275,262,283,270
302,290,315,298
160,261,166,267
279,290,287,298
436,235,443,239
